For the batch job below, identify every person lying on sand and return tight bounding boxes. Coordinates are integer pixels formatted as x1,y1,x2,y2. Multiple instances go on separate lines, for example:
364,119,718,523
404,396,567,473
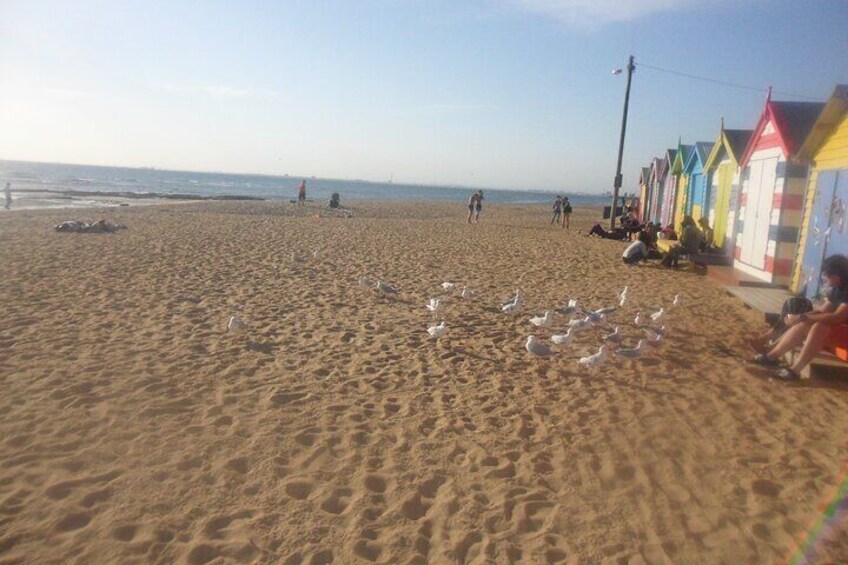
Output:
585,223,628,240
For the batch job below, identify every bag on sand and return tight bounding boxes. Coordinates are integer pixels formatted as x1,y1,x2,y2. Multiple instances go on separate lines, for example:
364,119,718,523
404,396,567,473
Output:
766,296,814,330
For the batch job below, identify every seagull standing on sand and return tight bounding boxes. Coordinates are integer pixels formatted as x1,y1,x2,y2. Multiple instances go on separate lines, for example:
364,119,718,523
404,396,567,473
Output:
461,286,473,300
594,306,617,316
672,293,681,307
312,250,321,260
227,316,249,333
427,321,447,338
616,339,647,359
425,298,442,312
619,286,629,307
376,280,398,294
650,308,665,322
551,329,574,346
645,329,664,346
502,290,523,308
442,282,456,292
634,312,648,326
578,345,608,368
567,317,590,332
602,326,623,343
525,336,555,358
530,311,554,328
559,299,579,315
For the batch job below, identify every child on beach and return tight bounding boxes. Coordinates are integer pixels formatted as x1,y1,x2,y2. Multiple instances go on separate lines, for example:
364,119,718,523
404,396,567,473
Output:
467,190,484,223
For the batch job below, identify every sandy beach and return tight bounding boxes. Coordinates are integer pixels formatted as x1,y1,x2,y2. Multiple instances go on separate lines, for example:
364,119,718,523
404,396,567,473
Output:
1,201,847,564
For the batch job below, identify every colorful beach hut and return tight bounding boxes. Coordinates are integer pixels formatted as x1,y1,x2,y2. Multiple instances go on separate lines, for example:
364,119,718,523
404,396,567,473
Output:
647,156,664,223
638,166,651,221
659,148,677,229
792,85,848,298
733,93,825,285
671,143,693,232
703,122,753,251
682,142,714,224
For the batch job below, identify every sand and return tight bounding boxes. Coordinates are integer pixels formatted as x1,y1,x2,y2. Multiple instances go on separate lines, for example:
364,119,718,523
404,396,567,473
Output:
1,201,847,564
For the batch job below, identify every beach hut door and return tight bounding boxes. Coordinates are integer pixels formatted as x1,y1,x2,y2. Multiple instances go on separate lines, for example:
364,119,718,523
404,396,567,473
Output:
798,170,847,299
741,157,778,269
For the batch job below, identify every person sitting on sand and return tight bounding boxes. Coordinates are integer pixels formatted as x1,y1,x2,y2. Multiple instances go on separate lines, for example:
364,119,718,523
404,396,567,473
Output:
586,223,628,240
660,216,702,268
622,231,653,265
698,217,715,251
753,254,848,380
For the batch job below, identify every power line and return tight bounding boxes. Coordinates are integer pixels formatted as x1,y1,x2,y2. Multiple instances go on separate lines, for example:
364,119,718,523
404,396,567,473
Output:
635,61,823,101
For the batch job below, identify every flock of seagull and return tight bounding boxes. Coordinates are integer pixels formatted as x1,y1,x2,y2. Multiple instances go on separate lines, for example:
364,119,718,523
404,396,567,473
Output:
226,251,681,372
354,276,681,370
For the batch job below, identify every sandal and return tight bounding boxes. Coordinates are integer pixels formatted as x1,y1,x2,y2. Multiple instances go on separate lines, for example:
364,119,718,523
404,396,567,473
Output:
776,367,799,381
753,353,780,367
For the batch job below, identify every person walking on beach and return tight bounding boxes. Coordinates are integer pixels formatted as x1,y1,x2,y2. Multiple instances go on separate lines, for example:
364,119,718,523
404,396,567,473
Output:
562,197,572,229
297,180,306,205
4,182,11,210
550,196,562,225
466,191,478,223
474,190,484,223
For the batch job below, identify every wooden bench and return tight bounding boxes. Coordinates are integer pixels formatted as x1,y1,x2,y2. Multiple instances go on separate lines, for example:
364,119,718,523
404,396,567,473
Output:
784,349,848,379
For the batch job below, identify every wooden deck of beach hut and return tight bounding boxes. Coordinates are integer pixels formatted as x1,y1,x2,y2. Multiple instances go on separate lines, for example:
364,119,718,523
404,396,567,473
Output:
683,142,714,224
659,148,677,229
791,85,848,299
703,123,753,252
672,143,693,232
638,166,651,221
733,93,825,285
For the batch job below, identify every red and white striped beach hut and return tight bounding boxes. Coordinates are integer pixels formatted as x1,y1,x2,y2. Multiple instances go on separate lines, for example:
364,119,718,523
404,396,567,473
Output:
733,92,824,285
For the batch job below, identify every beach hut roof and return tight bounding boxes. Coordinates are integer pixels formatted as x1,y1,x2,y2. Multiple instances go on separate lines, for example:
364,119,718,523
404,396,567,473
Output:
683,142,713,173
794,84,848,163
649,156,665,183
739,98,826,167
664,148,677,168
639,167,651,184
703,127,754,172
672,144,693,174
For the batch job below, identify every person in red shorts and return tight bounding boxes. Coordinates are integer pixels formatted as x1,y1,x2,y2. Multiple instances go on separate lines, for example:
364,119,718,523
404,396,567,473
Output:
755,255,848,380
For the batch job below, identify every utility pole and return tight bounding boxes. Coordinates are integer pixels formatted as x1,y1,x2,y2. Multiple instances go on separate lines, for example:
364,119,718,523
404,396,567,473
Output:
610,55,635,230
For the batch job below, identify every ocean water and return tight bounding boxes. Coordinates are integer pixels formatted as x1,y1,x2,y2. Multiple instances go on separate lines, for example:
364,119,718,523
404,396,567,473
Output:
0,160,611,206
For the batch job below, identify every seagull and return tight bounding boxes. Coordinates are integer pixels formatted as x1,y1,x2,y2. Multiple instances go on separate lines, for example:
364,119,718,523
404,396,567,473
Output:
312,250,321,260
427,321,447,338
425,298,442,312
227,316,249,333
650,308,665,322
567,317,591,332
647,324,666,336
441,282,456,291
376,280,398,294
578,345,608,368
558,299,580,315
634,312,649,326
645,332,664,346
582,308,604,322
530,311,554,328
525,336,555,358
616,339,647,359
594,306,617,316
502,300,522,315
502,290,523,308
602,326,623,343
672,293,681,307
619,286,629,307
359,276,374,288
550,329,574,346
461,286,473,300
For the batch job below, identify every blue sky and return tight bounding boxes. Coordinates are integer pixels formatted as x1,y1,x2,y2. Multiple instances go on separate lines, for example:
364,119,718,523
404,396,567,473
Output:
1,0,846,193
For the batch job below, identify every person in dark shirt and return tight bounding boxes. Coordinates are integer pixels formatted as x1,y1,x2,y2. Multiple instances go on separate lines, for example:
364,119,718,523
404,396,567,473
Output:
660,216,702,268
756,254,848,379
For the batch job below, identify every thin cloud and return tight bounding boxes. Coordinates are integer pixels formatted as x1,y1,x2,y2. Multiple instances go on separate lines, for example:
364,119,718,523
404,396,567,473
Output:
161,84,278,99
504,0,705,26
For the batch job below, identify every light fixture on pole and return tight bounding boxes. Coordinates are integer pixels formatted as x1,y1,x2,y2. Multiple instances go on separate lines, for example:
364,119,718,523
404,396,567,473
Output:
610,55,635,230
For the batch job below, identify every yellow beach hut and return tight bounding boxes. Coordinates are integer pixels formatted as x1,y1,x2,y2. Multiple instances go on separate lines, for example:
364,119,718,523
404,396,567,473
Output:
671,143,693,232
792,85,848,298
703,122,753,252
